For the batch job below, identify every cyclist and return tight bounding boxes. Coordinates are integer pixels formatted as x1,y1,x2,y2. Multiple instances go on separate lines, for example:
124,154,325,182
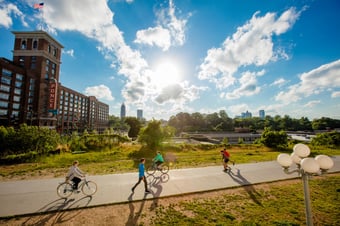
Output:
66,160,86,191
221,148,230,171
153,151,164,169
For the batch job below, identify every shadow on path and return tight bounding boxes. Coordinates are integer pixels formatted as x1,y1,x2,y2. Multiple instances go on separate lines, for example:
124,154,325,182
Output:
228,168,263,206
22,195,93,226
125,193,147,226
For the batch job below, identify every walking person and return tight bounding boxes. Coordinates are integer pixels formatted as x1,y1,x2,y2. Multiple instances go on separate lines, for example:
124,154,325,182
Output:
131,158,150,193
221,148,230,172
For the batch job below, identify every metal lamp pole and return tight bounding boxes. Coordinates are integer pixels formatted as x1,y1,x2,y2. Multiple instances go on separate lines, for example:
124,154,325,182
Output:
301,170,313,226
277,143,334,226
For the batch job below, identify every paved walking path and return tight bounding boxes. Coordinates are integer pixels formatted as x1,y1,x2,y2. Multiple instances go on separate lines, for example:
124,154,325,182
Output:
0,157,339,218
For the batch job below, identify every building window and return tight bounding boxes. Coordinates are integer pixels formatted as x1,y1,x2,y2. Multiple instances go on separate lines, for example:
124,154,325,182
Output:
14,88,21,95
21,40,27,49
13,95,20,102
0,109,7,116
33,39,38,49
16,74,23,81
15,81,22,88
13,103,20,110
0,84,10,92
0,101,8,108
19,56,25,66
31,56,36,69
1,77,11,85
0,93,9,100
2,69,12,77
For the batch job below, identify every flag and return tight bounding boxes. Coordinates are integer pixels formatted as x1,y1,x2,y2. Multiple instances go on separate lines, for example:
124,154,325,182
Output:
33,2,44,9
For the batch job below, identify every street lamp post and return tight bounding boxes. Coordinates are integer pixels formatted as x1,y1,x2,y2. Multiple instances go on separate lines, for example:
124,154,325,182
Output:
277,143,334,226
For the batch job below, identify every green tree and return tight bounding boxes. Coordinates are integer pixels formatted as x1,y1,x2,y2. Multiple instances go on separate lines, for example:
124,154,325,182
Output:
138,119,174,149
124,117,142,139
260,127,288,148
311,131,340,147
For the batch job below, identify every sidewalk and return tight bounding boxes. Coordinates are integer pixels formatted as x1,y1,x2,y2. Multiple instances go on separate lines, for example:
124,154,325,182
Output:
0,157,339,218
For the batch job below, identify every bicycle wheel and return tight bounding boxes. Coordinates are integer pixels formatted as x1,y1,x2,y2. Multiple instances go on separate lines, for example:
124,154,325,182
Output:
57,182,73,198
147,166,156,175
82,181,97,196
160,164,169,174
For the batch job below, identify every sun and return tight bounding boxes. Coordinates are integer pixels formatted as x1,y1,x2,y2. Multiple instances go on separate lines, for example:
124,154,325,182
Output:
151,60,183,88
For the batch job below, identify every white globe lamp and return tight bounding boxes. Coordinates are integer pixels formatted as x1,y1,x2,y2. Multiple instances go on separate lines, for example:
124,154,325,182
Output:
293,143,310,158
277,153,293,168
291,152,302,164
315,155,334,170
301,157,320,174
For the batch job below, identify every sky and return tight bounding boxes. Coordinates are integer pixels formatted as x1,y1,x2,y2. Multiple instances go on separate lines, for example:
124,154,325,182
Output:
0,0,340,121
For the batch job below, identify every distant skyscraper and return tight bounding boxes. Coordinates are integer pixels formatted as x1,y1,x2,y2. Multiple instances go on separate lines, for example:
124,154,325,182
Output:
120,103,126,118
137,109,143,120
259,110,265,119
241,110,252,118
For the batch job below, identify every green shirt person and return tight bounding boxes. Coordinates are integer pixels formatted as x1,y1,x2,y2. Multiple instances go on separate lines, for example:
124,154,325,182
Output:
153,151,164,167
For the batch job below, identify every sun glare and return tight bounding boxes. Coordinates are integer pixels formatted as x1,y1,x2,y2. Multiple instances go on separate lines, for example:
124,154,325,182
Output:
152,60,182,87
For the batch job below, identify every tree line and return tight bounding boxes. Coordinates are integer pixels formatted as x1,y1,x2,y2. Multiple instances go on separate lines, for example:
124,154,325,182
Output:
167,111,340,135
109,111,340,138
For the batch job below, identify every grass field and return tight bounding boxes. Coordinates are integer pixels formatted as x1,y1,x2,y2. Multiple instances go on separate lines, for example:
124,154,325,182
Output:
0,143,339,180
145,174,340,226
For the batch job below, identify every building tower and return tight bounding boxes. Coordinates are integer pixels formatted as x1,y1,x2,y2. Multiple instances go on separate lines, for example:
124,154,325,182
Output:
0,30,109,132
137,109,143,120
12,31,63,127
120,102,126,119
259,110,265,119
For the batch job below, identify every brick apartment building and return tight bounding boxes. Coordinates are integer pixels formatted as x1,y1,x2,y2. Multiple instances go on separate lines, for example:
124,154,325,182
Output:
0,30,109,133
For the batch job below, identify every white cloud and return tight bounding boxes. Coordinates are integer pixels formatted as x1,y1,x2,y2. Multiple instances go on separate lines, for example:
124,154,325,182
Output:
39,0,201,110
221,70,264,99
134,0,188,51
331,91,340,98
40,0,150,101
62,49,74,57
84,85,114,101
198,7,301,90
303,100,320,108
227,104,249,117
154,82,206,105
275,59,340,103
0,2,27,28
135,26,171,51
271,78,287,87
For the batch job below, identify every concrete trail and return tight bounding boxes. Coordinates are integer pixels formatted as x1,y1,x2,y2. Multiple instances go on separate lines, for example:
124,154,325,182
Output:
0,157,339,218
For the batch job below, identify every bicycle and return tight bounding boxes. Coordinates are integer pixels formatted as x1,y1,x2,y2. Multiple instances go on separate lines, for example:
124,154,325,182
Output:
147,162,169,175
57,177,97,198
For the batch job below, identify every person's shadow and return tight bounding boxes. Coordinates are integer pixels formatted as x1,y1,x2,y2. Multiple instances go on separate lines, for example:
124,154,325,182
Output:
148,175,163,210
125,193,147,226
21,196,92,226
228,169,263,206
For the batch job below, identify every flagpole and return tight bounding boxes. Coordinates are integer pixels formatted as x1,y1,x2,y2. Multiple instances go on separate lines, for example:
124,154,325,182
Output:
40,4,44,31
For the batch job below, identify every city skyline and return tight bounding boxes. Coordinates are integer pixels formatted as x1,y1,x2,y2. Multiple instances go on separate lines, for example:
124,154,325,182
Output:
0,0,339,121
